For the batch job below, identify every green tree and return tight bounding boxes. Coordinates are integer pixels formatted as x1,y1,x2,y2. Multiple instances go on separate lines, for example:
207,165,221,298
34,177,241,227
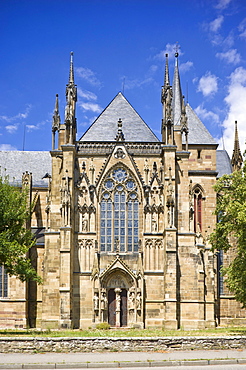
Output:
0,176,41,283
210,160,246,307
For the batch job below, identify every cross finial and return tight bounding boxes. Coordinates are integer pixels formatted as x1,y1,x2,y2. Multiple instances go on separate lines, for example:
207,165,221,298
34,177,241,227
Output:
174,42,180,58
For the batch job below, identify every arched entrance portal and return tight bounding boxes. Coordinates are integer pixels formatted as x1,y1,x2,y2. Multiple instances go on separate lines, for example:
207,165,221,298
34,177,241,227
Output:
97,257,144,328
101,268,133,328
108,288,127,327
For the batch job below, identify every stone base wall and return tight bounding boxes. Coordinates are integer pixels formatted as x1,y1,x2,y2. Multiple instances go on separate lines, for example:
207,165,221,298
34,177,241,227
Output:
0,301,26,329
0,336,246,353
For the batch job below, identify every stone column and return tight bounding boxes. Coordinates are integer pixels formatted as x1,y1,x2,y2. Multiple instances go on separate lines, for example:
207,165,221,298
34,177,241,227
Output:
115,288,121,327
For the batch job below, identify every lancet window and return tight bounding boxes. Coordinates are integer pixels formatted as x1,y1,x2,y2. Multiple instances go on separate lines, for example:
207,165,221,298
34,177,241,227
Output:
100,168,139,253
194,187,203,233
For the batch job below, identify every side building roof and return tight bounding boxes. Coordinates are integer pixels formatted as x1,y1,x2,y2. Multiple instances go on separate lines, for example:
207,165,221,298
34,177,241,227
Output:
216,150,232,178
80,92,159,143
0,151,51,187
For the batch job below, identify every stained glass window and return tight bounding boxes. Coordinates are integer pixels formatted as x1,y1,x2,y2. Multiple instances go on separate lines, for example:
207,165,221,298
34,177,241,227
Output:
100,168,139,252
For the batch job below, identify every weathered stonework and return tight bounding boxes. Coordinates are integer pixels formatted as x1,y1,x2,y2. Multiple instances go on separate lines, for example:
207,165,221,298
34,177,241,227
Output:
0,336,246,353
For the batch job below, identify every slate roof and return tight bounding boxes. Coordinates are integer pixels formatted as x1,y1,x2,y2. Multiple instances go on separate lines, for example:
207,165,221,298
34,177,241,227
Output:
216,150,232,178
80,92,159,143
185,104,217,145
0,151,51,187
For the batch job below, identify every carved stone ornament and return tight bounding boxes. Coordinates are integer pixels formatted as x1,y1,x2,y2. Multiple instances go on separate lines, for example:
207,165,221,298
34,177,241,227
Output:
114,147,125,159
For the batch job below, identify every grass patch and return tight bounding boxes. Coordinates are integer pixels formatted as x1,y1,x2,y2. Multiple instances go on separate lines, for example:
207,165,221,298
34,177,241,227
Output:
0,327,246,338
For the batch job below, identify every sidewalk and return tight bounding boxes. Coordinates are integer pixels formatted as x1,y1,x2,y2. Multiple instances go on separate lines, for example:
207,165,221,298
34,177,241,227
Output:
0,349,246,368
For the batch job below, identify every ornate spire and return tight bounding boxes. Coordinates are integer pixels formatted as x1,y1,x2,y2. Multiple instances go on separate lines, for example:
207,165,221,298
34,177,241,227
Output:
161,53,173,144
231,120,243,171
65,52,77,144
172,52,182,126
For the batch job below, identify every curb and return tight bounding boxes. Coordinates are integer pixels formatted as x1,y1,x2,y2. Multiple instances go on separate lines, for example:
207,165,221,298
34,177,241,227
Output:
1,358,246,368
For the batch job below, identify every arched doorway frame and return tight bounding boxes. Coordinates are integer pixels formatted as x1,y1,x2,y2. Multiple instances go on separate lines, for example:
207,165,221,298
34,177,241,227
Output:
101,268,135,327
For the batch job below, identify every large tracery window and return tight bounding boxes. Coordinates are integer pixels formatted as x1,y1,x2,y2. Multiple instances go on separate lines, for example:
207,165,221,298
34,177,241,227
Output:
100,168,139,253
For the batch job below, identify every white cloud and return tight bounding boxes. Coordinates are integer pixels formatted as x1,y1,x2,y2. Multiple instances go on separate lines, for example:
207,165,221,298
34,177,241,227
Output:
77,87,97,101
223,32,235,48
6,124,18,133
239,18,246,39
149,65,158,73
26,125,39,131
75,67,101,87
79,102,102,113
216,49,241,64
0,144,17,151
194,105,220,123
0,105,31,123
209,15,224,33
26,120,47,132
154,43,183,60
215,0,232,10
180,61,193,73
221,67,246,156
124,77,154,90
197,72,218,97
239,29,246,39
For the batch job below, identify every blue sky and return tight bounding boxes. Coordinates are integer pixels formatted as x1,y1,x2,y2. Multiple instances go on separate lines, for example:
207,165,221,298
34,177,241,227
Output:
0,0,246,157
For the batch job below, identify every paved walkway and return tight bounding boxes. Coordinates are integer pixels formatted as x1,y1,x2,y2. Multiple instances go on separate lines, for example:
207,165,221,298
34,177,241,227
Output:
0,349,246,368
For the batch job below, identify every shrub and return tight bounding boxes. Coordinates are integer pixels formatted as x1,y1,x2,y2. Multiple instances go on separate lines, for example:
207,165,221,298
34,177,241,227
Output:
95,322,110,330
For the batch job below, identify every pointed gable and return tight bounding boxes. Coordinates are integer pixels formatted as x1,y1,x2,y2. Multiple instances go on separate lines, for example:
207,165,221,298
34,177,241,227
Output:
80,92,159,142
185,104,217,145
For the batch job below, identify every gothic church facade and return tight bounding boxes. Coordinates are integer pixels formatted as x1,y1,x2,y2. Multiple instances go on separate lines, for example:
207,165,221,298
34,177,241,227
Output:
0,52,245,329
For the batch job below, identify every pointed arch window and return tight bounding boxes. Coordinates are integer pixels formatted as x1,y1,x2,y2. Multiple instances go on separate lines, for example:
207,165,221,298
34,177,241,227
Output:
100,168,139,253
194,187,203,233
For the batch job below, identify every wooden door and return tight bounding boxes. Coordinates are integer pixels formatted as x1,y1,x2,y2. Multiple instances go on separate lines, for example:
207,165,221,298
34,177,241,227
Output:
120,289,127,327
108,289,116,326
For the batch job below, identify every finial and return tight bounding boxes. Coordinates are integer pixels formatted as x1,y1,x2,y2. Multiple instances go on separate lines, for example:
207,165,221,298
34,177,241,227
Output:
115,118,125,141
164,53,170,87
69,51,74,84
175,42,180,58
55,94,59,112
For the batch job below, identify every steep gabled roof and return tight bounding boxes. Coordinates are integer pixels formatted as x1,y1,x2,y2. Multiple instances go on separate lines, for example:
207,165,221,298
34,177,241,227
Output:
80,92,159,142
216,150,232,178
185,104,217,145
